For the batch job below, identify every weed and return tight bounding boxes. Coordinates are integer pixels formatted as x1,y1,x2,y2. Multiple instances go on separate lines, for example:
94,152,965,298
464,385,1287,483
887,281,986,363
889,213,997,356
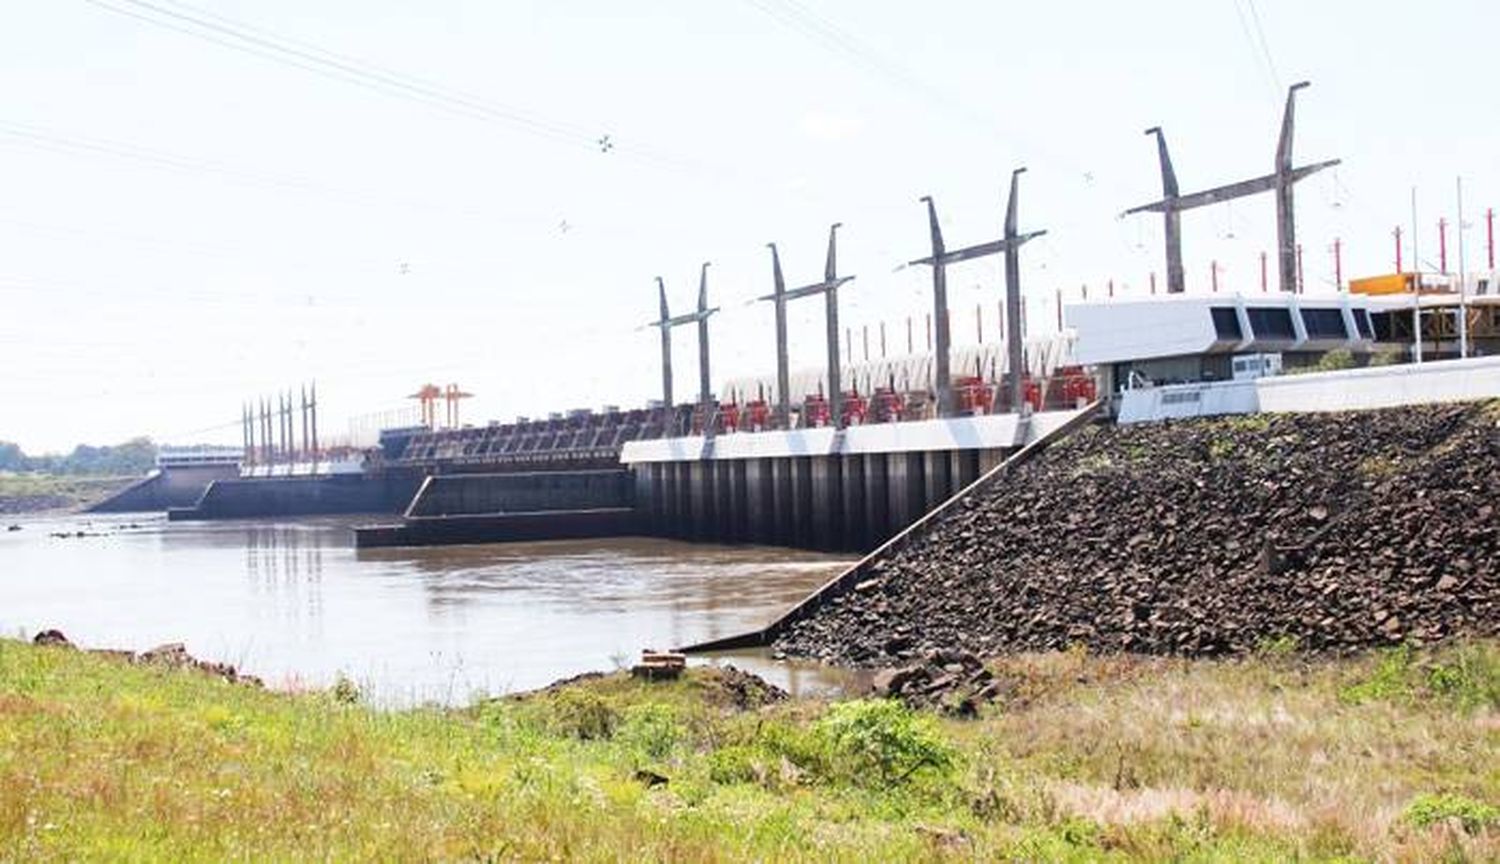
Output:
1403,793,1500,835
1340,642,1500,711
617,703,684,761
547,688,619,740
1254,634,1301,657
813,699,957,787
1207,437,1235,460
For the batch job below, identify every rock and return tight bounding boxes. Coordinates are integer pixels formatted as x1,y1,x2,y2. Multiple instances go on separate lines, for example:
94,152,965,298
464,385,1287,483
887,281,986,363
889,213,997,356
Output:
772,404,1500,666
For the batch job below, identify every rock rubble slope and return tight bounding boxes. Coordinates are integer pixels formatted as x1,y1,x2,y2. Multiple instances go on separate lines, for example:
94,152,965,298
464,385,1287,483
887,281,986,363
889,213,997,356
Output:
776,402,1500,664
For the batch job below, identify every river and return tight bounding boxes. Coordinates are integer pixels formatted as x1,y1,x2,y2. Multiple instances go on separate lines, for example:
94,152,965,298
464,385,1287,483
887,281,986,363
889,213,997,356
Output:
0,513,856,704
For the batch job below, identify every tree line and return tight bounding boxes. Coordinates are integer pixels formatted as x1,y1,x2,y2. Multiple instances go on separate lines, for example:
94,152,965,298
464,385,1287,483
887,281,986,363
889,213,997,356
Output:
0,438,158,476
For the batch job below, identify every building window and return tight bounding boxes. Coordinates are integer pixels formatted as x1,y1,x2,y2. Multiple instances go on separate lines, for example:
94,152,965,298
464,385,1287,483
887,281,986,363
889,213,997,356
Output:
1210,307,1243,340
1300,308,1348,339
1355,309,1375,339
1246,307,1296,340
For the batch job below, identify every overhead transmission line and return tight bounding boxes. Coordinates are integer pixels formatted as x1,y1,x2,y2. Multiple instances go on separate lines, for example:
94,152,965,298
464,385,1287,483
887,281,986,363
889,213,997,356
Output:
1229,0,1282,104
79,0,736,179
0,121,548,228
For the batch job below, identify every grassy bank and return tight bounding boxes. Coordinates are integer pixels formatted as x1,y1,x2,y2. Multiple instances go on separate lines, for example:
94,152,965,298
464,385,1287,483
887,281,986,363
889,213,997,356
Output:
1,640,1496,861
0,475,135,514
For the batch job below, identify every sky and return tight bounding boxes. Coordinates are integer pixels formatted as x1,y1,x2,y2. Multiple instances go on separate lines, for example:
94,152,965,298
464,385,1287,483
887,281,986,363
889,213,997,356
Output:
2,0,1496,453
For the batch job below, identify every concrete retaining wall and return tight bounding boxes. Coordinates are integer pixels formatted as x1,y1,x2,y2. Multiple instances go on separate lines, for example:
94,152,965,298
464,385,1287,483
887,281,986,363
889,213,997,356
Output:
168,473,422,520
405,470,633,518
87,464,240,513
1118,355,1500,424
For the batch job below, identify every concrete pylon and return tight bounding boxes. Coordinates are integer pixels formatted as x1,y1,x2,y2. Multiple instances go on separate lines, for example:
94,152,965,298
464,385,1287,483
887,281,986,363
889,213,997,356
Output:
1146,127,1186,294
767,244,791,428
758,225,854,427
910,174,1045,416
656,277,673,407
646,270,719,417
1002,168,1035,413
1126,81,1339,294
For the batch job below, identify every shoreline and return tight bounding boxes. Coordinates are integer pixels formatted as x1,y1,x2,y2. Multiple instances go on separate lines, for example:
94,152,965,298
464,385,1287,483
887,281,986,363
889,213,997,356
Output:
4,633,1495,860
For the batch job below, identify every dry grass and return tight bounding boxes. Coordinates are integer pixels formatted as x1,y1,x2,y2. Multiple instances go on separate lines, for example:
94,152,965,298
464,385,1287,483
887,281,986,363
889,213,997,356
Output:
1,639,1496,861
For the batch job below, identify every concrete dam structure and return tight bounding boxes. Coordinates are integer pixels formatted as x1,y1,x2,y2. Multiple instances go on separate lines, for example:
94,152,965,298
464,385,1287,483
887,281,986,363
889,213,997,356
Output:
620,408,1092,552
355,470,636,548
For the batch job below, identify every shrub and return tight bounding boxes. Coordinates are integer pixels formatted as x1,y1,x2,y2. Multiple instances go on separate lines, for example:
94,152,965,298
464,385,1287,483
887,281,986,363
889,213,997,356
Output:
331,675,362,705
549,689,619,740
617,703,684,761
1403,793,1499,834
707,744,760,785
813,700,957,787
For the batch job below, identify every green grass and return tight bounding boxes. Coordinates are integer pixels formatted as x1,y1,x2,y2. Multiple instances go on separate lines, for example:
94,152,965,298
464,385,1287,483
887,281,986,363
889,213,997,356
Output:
1,640,1497,861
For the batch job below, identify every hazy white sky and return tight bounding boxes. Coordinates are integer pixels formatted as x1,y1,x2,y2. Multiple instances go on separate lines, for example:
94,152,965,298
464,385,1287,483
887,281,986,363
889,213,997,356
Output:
3,0,1495,452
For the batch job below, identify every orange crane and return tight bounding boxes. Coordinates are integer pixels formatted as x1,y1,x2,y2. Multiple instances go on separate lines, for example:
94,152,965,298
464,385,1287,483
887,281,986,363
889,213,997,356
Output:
443,383,473,428
408,383,442,428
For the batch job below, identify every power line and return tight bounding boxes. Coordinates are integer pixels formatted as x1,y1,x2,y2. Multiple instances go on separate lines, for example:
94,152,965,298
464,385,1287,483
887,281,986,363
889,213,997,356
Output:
1229,0,1281,100
0,120,551,228
1243,0,1282,92
81,0,740,180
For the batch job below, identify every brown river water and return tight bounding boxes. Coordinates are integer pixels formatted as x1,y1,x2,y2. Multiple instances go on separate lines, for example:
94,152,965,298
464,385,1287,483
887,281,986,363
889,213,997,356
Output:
0,513,858,705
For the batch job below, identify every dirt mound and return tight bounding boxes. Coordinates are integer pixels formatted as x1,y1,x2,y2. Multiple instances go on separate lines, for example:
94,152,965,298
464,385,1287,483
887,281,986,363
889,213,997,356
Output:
777,403,1500,665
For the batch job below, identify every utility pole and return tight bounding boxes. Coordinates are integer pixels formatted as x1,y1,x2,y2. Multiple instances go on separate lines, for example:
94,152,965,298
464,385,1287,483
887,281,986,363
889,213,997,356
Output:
242,403,252,467
1439,218,1449,274
910,168,1044,416
300,384,310,464
1394,226,1403,272
1333,238,1343,292
1457,177,1468,358
309,381,319,475
1126,82,1339,294
1412,187,1423,364
1487,207,1494,271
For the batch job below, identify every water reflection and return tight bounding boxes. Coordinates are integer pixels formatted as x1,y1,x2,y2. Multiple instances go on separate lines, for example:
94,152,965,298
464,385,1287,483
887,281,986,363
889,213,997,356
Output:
1,513,853,704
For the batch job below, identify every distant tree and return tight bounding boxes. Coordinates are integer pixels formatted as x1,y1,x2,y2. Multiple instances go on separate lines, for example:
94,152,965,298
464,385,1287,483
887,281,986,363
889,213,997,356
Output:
55,437,156,475
0,441,25,472
0,437,158,476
